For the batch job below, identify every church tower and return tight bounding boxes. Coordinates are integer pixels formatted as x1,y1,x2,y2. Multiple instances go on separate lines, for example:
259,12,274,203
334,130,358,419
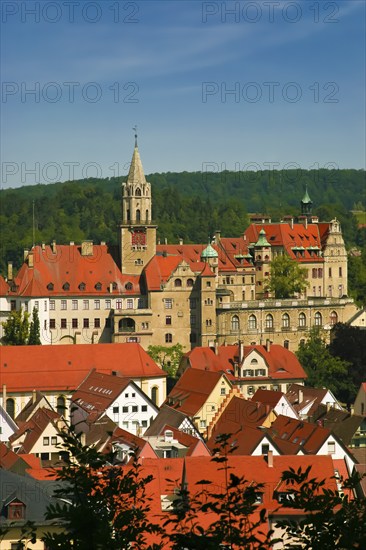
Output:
120,133,157,274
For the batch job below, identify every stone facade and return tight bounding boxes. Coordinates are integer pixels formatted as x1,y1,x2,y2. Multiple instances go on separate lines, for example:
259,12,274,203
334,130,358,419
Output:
0,142,358,351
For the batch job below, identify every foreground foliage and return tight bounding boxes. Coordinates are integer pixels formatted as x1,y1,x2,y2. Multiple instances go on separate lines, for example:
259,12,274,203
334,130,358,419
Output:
37,429,366,549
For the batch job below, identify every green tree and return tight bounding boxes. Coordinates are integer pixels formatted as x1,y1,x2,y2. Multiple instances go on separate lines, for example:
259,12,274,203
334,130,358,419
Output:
296,327,353,401
276,466,366,549
147,343,184,378
28,307,41,345
1,309,30,345
43,429,163,550
265,254,309,299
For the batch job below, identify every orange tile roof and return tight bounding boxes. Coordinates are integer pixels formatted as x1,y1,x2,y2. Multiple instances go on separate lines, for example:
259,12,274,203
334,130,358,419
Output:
0,275,9,294
8,244,140,297
244,222,325,263
10,407,61,453
72,369,132,417
185,344,307,381
166,369,228,416
1,343,166,393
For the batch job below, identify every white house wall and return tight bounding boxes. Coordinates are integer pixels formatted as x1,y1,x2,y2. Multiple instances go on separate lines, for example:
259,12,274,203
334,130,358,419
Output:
106,383,159,435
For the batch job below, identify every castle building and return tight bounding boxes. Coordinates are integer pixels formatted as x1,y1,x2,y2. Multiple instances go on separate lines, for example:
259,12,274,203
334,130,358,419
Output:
0,141,358,351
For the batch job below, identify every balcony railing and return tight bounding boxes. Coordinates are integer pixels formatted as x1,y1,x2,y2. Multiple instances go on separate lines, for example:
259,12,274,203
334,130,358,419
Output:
217,296,354,310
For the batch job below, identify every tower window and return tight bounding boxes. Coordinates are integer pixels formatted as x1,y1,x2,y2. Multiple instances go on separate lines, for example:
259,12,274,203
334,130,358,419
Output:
135,187,142,197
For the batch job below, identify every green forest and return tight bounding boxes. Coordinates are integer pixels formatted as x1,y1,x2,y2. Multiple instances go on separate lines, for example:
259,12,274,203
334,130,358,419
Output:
1,168,365,303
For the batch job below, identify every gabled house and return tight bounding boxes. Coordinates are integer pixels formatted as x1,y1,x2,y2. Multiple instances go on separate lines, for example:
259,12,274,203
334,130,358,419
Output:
144,404,202,439
180,342,307,398
252,389,299,419
267,415,357,473
0,403,18,442
286,383,343,418
71,369,159,436
9,407,66,465
0,342,167,424
144,425,211,458
308,402,365,448
165,369,233,434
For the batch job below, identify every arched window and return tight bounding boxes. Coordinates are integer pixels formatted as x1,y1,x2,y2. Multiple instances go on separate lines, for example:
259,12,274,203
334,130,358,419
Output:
47,283,54,291
231,315,240,331
135,187,142,197
165,333,173,343
330,311,338,326
6,398,15,419
298,312,306,327
248,315,257,330
125,282,133,291
151,386,159,405
136,209,141,222
78,282,86,291
118,318,135,332
187,278,194,287
284,340,289,349
63,282,70,291
265,314,273,330
282,313,290,329
57,396,66,416
174,279,182,287
145,209,149,222
95,282,102,291
314,311,322,326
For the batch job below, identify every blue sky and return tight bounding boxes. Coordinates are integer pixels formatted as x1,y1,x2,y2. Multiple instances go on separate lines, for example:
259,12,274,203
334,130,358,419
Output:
1,0,365,188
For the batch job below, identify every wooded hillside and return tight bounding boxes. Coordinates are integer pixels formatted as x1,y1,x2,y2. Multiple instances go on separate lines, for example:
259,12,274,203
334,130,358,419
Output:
1,169,365,302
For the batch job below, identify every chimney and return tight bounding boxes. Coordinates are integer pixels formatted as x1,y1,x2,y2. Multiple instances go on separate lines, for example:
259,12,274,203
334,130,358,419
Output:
32,389,37,404
100,241,106,246
23,249,29,261
239,340,244,362
179,238,183,245
51,240,57,254
80,433,86,446
304,218,308,229
267,450,273,467
266,339,271,353
214,340,219,355
7,262,13,281
215,230,221,243
2,384,6,405
164,238,167,245
81,240,93,256
298,388,304,404
28,252,34,268
70,241,74,246
41,242,45,251
288,218,294,229
157,238,161,245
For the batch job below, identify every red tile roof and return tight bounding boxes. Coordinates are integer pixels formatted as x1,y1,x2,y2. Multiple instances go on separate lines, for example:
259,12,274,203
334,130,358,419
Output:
0,275,9,294
268,415,330,454
185,344,307,381
1,343,166,393
9,407,61,453
244,222,325,263
72,369,132,417
252,389,284,407
7,244,140,297
166,369,229,416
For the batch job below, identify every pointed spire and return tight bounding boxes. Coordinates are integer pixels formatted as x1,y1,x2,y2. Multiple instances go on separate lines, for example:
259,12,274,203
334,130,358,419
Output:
127,129,146,185
302,185,312,204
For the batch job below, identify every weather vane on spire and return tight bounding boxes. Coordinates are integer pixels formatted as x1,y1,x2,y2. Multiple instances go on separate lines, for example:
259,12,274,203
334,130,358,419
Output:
133,125,138,147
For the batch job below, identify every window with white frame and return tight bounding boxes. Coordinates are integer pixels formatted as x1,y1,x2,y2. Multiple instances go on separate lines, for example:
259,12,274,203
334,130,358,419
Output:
83,300,89,310
94,299,100,310
50,300,55,310
105,299,111,309
61,300,67,310
126,299,134,309
72,300,78,310
164,298,173,309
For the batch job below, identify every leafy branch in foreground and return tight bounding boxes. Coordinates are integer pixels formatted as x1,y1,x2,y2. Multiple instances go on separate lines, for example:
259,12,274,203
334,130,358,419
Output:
275,467,366,549
163,433,273,549
42,427,163,550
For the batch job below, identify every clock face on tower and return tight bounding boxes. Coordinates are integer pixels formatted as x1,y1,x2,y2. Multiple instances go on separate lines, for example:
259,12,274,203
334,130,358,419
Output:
131,229,146,246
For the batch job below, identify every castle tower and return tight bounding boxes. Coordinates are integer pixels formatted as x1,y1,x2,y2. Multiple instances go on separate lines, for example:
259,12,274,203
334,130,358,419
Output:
120,134,157,274
301,186,313,217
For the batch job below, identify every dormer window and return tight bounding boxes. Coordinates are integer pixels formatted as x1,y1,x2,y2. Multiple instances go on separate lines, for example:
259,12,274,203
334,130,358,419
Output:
47,283,54,291
112,282,117,290
78,282,86,291
7,499,26,520
125,282,133,291
63,282,70,291
95,282,102,291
